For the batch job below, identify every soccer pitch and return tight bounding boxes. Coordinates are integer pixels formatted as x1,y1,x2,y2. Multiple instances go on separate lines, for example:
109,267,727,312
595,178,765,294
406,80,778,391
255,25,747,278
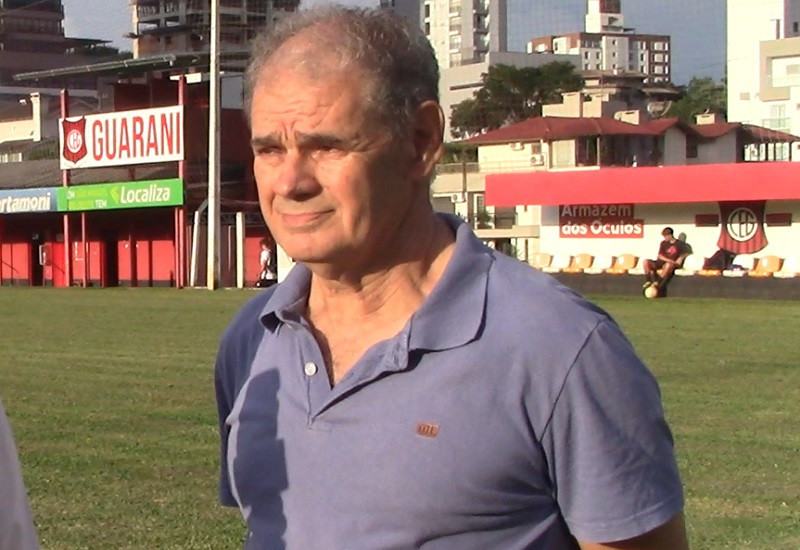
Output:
1,288,798,549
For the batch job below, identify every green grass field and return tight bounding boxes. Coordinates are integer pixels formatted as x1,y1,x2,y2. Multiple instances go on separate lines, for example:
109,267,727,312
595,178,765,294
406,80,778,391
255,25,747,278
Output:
0,288,798,549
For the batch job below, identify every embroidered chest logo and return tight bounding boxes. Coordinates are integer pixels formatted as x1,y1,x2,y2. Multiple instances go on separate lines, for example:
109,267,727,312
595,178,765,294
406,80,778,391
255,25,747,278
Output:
416,422,440,438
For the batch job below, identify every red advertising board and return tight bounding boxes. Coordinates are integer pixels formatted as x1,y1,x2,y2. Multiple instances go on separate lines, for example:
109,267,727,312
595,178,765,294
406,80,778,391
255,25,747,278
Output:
559,203,644,238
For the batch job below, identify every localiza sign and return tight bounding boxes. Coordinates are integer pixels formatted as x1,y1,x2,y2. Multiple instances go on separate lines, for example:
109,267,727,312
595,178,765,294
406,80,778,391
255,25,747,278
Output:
59,106,184,169
57,179,184,212
0,188,58,214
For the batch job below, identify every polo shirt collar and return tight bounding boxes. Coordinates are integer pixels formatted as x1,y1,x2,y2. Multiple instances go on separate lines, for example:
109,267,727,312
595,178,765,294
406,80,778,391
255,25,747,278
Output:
258,214,492,353
407,214,491,351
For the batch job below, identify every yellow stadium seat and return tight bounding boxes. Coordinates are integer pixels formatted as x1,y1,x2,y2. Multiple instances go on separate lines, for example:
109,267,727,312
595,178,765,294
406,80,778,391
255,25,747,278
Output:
773,257,799,278
530,252,552,271
585,255,615,274
605,254,638,274
562,253,594,274
542,254,572,273
748,255,782,277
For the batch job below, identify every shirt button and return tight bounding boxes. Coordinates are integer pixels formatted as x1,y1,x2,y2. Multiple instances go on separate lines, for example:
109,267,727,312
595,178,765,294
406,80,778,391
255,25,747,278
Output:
303,362,318,376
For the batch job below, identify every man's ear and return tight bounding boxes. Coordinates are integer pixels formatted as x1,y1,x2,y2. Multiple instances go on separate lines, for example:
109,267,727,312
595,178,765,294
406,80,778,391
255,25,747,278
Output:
409,100,445,180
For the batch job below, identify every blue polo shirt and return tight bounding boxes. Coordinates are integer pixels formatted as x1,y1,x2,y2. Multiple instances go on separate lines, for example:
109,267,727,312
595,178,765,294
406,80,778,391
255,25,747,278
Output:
215,215,684,549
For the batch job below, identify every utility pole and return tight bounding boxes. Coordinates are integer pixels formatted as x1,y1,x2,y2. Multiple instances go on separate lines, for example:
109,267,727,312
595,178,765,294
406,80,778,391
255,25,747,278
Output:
206,0,221,289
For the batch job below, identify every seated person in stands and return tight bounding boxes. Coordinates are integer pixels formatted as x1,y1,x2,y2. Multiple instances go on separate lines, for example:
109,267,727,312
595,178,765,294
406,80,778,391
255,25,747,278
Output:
643,227,690,290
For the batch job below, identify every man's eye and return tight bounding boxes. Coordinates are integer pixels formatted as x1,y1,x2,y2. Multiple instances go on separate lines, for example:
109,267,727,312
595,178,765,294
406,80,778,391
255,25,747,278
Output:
256,146,284,156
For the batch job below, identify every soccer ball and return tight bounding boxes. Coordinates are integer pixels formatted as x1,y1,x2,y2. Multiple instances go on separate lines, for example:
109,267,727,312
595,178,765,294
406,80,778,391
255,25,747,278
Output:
644,285,660,299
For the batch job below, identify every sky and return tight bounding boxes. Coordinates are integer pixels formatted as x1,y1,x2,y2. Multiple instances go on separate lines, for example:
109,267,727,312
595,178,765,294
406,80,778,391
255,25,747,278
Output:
61,0,725,84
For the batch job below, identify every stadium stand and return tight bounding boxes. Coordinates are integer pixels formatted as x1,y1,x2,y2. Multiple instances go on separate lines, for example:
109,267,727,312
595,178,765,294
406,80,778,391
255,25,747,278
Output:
605,254,638,274
675,254,705,276
530,252,552,271
773,257,800,278
561,253,594,273
542,254,572,273
723,255,755,277
584,255,615,274
748,255,783,277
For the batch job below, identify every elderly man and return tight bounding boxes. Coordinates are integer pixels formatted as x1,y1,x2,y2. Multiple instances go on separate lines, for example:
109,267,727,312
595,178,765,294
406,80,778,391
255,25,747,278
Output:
215,7,688,549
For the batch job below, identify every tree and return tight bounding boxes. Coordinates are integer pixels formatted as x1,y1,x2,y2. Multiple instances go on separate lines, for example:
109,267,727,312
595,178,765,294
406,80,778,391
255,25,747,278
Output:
665,77,727,124
449,62,584,139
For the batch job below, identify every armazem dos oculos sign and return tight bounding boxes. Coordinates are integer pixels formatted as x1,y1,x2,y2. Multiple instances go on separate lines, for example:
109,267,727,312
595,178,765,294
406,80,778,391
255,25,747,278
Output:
59,105,184,169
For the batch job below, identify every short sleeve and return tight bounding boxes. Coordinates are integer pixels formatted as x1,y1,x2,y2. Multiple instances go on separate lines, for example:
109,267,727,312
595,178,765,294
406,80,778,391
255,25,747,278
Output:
541,319,684,543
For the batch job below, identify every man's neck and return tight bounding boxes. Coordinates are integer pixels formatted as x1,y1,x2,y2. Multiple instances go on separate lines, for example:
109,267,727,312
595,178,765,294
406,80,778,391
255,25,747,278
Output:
303,211,456,385
306,213,455,323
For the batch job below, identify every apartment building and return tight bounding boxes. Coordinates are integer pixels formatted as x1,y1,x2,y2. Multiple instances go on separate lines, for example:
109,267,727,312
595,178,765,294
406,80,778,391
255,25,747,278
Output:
128,0,299,58
0,0,103,104
422,0,507,69
727,0,800,161
527,0,671,84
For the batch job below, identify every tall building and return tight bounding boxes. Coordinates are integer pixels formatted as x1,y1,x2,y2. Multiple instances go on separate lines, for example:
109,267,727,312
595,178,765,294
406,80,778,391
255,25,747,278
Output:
128,0,299,58
727,0,800,136
527,0,672,84
0,0,104,103
422,0,507,68
504,0,725,85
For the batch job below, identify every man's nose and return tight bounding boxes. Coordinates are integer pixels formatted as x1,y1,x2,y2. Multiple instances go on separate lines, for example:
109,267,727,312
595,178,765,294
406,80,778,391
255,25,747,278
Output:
273,150,319,199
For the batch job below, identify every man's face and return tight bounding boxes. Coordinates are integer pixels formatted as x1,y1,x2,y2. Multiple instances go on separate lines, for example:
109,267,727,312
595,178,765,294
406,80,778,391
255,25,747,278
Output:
249,57,418,270
662,232,674,242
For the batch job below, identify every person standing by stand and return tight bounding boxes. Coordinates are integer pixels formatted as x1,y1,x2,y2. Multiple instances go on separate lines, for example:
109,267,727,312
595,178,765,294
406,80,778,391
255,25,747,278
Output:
257,237,277,288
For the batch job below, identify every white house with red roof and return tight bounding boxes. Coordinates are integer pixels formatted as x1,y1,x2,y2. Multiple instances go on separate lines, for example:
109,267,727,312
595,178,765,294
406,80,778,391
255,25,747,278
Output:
431,110,800,268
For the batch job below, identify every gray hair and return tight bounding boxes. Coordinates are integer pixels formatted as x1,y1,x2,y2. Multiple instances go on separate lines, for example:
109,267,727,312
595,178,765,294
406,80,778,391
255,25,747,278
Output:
244,6,440,137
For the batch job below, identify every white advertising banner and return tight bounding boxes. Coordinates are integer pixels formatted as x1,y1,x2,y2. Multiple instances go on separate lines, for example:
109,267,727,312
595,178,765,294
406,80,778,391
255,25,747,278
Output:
59,106,184,169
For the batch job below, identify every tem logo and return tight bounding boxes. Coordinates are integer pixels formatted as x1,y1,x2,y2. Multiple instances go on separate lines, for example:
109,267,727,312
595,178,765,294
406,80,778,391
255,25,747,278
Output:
726,207,758,242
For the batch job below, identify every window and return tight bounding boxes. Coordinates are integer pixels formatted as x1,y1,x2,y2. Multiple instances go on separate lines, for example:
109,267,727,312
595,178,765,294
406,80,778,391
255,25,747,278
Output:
424,3,430,17
424,22,430,35
794,21,799,34
584,51,590,59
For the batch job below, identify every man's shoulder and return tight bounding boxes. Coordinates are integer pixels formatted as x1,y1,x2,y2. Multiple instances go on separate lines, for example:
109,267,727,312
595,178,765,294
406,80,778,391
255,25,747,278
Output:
486,252,610,333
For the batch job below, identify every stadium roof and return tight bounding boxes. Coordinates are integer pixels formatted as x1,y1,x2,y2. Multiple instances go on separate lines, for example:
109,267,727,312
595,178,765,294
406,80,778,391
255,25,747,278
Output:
464,116,800,146
13,50,250,82
486,162,800,206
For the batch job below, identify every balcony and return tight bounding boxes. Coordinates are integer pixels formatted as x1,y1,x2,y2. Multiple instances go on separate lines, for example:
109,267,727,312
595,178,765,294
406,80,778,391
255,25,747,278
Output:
473,0,488,13
761,117,791,132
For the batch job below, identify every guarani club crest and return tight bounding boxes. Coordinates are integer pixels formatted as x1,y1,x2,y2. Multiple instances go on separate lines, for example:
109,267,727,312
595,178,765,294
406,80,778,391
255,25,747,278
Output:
717,200,767,254
62,117,87,164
